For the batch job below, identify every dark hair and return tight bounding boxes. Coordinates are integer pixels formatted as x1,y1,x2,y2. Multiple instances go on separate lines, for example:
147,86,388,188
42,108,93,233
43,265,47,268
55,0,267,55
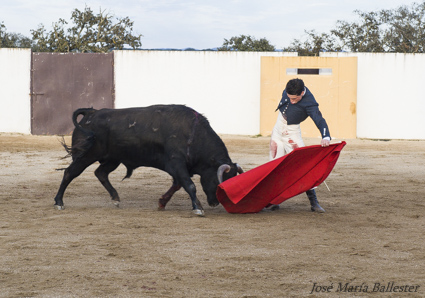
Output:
286,78,305,95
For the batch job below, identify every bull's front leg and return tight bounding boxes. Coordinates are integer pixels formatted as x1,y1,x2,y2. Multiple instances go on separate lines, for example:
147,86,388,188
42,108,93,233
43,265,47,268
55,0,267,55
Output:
184,183,204,216
166,160,204,216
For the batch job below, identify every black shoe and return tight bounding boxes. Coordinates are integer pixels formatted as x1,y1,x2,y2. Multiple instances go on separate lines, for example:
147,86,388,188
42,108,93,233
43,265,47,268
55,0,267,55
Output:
270,204,280,211
306,189,325,213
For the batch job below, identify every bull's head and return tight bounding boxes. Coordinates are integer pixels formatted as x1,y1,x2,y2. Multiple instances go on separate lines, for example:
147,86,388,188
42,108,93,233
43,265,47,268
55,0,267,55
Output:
200,163,243,207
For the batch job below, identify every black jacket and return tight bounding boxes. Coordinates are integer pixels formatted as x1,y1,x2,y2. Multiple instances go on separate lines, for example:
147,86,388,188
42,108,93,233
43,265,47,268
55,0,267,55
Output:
276,87,330,139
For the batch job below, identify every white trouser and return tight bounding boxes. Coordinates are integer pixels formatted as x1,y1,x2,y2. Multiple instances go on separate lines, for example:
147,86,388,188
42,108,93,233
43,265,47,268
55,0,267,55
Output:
269,112,305,160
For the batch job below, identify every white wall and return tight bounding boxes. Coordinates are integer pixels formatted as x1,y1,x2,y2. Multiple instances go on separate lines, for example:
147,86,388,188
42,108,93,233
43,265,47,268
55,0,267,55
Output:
3,49,425,139
321,52,425,139
0,49,31,134
114,51,296,135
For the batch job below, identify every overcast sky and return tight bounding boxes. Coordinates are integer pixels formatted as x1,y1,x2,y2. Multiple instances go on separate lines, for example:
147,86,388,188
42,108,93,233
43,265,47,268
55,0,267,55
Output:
1,0,421,49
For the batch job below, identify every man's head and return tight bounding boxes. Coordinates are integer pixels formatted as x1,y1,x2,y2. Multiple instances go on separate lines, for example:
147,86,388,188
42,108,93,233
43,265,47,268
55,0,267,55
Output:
286,78,305,104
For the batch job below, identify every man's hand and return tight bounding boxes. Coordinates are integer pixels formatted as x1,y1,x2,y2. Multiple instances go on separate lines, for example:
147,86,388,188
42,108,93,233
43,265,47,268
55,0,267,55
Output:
321,138,330,147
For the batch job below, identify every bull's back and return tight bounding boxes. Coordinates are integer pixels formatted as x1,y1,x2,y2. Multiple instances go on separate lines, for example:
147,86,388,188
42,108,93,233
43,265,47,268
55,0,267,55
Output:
78,105,197,167
90,105,194,138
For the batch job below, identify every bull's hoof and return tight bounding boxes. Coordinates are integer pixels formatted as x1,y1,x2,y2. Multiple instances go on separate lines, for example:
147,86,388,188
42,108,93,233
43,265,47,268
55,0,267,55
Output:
55,205,65,210
192,209,205,216
158,204,165,211
113,201,120,208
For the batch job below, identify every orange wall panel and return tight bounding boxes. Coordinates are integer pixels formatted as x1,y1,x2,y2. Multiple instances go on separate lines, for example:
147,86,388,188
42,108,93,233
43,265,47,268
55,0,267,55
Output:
260,57,357,139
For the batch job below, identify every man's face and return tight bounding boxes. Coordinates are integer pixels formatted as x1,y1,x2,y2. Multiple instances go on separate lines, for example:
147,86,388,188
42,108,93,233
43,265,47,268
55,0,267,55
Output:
287,91,304,104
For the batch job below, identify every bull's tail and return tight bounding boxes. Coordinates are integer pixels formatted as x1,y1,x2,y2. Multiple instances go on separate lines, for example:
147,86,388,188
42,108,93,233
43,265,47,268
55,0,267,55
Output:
60,136,73,158
63,108,97,160
73,108,96,133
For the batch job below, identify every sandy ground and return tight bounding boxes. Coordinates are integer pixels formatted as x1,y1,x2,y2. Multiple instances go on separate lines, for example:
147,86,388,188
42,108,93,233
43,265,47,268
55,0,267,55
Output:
0,133,424,297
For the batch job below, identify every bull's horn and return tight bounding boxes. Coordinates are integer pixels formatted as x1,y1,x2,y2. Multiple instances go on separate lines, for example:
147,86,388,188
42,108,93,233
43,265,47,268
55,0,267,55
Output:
236,163,244,174
217,164,231,184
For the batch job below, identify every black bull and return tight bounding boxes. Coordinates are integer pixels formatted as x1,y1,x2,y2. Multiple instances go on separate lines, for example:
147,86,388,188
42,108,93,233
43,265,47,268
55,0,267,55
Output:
54,105,243,216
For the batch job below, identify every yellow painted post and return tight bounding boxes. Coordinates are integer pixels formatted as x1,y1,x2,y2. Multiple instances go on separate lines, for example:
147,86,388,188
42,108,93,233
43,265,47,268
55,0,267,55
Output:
260,57,357,139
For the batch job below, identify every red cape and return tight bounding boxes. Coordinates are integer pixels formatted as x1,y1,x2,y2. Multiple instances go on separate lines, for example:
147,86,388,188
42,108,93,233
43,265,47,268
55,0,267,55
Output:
216,141,346,213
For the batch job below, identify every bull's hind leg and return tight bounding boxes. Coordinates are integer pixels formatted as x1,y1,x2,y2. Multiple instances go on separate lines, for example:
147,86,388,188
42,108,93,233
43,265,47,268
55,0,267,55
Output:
94,161,121,207
158,180,181,210
54,158,96,210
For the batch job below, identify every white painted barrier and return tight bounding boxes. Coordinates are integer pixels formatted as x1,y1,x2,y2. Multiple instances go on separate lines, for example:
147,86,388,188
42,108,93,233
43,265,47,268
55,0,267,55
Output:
114,51,296,135
2,49,425,139
0,49,31,134
321,52,425,139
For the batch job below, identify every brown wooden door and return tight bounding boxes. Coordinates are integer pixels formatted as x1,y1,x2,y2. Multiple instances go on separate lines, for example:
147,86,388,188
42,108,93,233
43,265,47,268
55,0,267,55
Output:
31,52,114,135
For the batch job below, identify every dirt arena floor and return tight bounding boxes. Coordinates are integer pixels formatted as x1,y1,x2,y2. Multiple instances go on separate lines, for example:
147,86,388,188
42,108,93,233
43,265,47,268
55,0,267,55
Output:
0,133,424,297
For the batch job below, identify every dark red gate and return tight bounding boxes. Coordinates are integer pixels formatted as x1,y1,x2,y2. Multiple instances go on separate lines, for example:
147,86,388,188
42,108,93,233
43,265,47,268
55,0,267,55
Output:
31,52,114,135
